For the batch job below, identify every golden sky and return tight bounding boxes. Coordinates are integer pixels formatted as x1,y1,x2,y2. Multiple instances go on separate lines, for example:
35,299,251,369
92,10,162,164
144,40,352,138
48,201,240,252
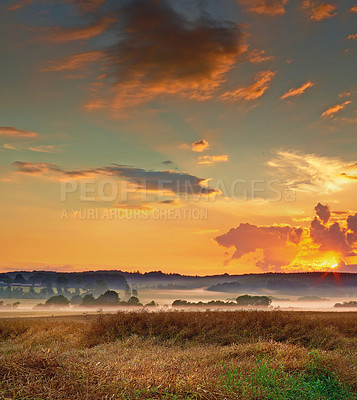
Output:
0,0,357,274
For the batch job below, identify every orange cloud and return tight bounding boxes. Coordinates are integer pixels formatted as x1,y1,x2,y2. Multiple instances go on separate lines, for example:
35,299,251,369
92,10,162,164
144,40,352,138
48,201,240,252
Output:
321,101,351,118
28,145,62,154
7,0,32,10
215,223,303,269
347,34,357,40
42,51,104,72
192,139,209,153
246,49,274,63
238,0,289,16
3,144,18,150
67,0,107,12
216,204,357,271
350,5,357,13
88,0,244,112
0,126,39,138
220,70,276,101
49,14,116,42
301,1,337,21
198,155,229,165
280,80,314,100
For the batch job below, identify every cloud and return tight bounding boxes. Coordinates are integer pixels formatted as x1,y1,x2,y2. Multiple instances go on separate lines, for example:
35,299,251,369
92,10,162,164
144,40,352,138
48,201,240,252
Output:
310,204,355,256
267,150,357,193
215,223,303,269
347,213,357,235
347,34,357,40
215,204,357,270
0,127,39,138
90,0,244,110
280,80,314,100
42,51,104,72
7,0,32,10
238,0,289,16
198,155,229,165
192,139,209,153
67,0,107,12
47,13,116,42
3,144,18,151
301,1,337,21
350,5,357,13
315,202,330,224
28,145,62,153
321,101,351,118
246,49,274,63
12,161,220,196
220,70,276,101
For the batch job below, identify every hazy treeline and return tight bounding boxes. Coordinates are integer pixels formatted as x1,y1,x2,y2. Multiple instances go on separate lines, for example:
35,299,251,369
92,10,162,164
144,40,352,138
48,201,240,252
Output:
2,270,357,298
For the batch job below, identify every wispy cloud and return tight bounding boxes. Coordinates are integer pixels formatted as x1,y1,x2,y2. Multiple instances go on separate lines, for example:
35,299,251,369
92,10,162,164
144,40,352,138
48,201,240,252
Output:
347,34,357,40
280,80,314,100
48,14,116,42
7,0,32,10
0,127,39,138
321,101,351,118
192,139,209,153
220,70,276,101
28,145,62,154
41,51,104,72
350,5,357,13
246,49,274,63
198,155,229,165
238,0,289,16
301,0,337,21
3,144,18,150
70,0,107,12
268,150,357,193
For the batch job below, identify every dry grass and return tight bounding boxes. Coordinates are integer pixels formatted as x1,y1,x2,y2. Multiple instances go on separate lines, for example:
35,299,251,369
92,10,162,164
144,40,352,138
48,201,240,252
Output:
0,311,356,399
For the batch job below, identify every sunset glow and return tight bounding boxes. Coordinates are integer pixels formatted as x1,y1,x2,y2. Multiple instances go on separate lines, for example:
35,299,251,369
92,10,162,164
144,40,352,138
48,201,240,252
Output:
0,0,357,275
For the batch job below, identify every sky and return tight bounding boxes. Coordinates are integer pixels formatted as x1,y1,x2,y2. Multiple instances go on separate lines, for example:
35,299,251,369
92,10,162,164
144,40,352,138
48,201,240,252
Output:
0,0,357,275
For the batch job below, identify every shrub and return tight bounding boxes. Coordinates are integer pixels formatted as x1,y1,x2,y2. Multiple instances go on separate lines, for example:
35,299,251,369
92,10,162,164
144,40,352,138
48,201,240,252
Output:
45,295,70,306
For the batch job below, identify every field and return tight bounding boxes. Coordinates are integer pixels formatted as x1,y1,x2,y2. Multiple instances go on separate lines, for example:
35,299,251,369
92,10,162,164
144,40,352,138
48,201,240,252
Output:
0,311,357,399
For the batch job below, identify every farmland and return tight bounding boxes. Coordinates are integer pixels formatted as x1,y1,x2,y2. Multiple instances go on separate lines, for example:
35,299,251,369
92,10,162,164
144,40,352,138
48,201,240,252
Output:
1,311,356,399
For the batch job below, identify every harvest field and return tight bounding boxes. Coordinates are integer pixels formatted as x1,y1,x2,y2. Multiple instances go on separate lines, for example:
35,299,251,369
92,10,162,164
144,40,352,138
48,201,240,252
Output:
1,311,357,399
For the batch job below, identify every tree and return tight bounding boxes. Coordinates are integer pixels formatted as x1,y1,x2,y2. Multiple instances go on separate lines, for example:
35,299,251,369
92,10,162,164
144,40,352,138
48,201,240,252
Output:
14,274,27,284
236,295,272,307
127,296,142,306
81,294,96,306
97,290,120,306
45,295,70,306
70,294,82,305
145,301,157,307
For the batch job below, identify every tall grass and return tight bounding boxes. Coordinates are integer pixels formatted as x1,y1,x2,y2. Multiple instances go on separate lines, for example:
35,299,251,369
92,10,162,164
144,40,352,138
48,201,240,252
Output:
0,311,356,399
84,311,357,350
